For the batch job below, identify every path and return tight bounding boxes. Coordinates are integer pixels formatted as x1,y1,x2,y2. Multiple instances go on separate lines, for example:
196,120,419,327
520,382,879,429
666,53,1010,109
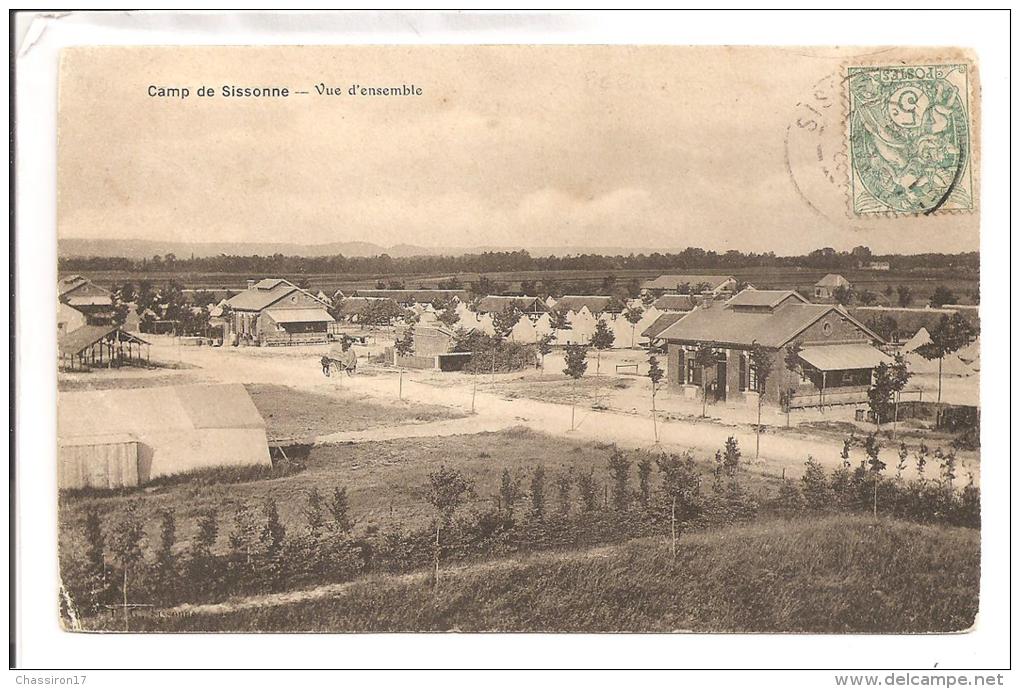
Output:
164,541,622,617
154,342,978,482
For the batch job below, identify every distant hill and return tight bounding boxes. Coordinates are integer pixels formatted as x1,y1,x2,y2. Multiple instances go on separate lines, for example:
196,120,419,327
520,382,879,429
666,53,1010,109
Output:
58,238,673,259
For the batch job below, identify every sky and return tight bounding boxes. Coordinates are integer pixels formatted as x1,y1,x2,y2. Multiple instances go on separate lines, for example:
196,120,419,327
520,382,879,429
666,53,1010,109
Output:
58,45,979,255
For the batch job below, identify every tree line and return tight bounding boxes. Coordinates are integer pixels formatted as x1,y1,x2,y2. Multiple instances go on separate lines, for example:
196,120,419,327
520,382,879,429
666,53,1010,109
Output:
59,246,979,277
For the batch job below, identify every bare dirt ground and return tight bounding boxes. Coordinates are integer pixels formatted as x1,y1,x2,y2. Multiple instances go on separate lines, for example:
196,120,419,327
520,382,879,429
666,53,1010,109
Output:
118,336,977,484
246,383,466,442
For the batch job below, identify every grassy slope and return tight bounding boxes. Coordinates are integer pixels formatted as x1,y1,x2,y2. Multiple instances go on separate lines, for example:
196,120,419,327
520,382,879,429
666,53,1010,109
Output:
106,515,979,633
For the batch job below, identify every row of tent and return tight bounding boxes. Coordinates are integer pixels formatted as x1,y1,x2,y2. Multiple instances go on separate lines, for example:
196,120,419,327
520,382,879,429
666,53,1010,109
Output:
443,300,675,348
901,327,981,376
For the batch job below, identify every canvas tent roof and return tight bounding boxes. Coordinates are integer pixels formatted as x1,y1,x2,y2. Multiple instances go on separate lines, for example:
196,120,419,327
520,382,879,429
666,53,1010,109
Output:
797,344,892,371
474,296,547,314
265,307,334,324
901,327,931,353
955,338,980,366
59,383,267,438
59,383,271,484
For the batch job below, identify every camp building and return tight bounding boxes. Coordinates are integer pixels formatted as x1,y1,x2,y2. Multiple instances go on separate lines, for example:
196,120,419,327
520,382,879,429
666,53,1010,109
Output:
641,274,737,297
814,274,851,300
58,275,115,324
659,289,889,409
224,278,334,345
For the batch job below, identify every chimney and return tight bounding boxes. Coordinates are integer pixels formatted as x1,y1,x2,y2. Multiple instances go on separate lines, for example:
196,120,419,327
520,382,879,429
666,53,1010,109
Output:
247,279,256,290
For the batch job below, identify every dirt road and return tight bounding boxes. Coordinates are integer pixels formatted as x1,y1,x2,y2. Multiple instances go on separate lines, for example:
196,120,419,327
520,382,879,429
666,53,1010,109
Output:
153,341,976,482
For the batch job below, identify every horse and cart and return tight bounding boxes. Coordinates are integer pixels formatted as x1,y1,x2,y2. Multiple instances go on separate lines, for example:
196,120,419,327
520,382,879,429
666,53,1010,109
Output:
321,341,358,377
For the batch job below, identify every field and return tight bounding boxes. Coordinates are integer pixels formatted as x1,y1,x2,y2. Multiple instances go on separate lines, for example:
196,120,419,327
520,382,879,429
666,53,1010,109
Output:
92,515,979,633
245,383,467,441
58,428,668,561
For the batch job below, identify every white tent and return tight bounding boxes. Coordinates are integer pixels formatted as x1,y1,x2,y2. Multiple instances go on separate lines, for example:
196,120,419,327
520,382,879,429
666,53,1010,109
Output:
510,317,538,343
611,314,636,348
474,313,496,336
58,383,272,489
955,338,980,370
563,306,596,345
902,327,931,353
533,313,553,337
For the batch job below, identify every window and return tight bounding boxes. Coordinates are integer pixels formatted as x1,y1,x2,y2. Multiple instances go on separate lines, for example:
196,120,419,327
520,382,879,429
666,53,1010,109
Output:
685,358,701,385
748,363,759,393
822,321,833,336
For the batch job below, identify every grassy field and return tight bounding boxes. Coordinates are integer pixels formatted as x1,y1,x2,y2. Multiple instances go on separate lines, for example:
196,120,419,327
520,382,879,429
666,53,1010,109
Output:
245,383,466,441
59,428,707,564
429,372,636,406
98,514,979,633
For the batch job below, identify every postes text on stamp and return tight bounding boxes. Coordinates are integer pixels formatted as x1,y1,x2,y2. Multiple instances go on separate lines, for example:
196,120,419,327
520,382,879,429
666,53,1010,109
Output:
847,64,973,216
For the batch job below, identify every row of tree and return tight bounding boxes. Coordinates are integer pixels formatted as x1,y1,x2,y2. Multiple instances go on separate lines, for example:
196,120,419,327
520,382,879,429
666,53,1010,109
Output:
830,283,971,308
59,246,979,276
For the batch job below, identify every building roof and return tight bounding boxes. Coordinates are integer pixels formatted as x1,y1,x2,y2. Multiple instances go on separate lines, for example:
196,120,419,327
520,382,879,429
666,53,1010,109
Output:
652,294,700,312
226,283,301,311
253,278,293,291
265,307,334,324
641,312,686,339
659,290,881,349
58,275,112,299
352,289,468,304
58,325,149,357
58,275,90,296
798,344,892,371
815,273,849,287
553,295,622,314
474,296,548,314
641,274,734,291
725,289,809,309
65,295,114,307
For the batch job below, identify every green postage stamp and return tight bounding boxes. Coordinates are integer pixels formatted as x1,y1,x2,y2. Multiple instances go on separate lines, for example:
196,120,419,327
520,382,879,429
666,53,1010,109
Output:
847,64,974,216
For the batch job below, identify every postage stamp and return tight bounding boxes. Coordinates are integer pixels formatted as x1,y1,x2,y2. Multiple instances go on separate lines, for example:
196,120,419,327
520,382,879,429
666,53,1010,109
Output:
847,63,974,216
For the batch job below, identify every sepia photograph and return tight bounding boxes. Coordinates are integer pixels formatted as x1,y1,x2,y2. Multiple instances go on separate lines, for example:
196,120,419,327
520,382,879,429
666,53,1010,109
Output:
10,8,1012,678
50,43,984,635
